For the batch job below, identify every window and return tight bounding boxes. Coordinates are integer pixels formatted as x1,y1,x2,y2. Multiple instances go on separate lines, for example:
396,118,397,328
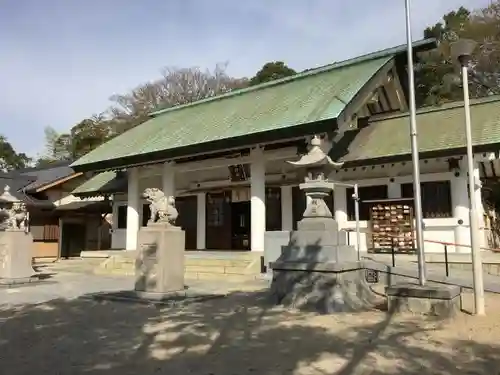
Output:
401,181,452,218
142,204,151,227
346,185,388,221
117,205,127,229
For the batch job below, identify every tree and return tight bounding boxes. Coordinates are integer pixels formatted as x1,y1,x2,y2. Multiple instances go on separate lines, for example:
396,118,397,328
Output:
249,61,297,86
40,126,71,162
38,116,112,164
415,3,500,106
108,62,247,134
69,115,112,158
0,136,32,171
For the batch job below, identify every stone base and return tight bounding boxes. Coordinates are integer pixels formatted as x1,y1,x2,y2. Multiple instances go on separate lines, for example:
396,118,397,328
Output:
0,275,46,288
385,283,461,318
135,223,185,294
270,261,379,314
88,289,225,306
0,229,35,280
278,217,356,264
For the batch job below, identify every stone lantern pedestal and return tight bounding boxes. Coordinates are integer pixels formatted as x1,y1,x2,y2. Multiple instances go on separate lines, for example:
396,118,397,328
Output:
270,136,377,313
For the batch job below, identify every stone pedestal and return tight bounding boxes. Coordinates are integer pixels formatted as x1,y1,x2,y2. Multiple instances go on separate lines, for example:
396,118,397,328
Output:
280,217,356,263
270,261,379,313
135,222,185,298
385,283,461,318
0,229,36,285
264,231,291,273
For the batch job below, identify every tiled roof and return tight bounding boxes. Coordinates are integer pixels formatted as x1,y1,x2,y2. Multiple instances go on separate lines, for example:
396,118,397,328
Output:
71,171,126,197
73,97,500,197
0,175,54,207
5,160,76,192
333,96,500,164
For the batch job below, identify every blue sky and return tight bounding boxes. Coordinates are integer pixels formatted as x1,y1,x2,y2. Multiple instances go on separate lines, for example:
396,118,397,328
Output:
0,0,492,158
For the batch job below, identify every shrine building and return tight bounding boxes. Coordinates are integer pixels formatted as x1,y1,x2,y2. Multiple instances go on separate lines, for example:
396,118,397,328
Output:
70,38,500,259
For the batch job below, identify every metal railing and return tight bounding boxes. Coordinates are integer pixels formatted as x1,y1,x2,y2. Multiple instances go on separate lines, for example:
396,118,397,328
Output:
343,228,500,278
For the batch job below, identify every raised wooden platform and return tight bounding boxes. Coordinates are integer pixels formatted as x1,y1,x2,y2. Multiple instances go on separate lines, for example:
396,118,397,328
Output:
92,250,264,281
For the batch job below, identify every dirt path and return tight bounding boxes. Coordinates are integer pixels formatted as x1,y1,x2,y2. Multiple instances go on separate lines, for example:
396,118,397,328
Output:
0,284,499,374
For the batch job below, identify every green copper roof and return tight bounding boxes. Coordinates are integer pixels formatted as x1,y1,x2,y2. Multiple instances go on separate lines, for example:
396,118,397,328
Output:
74,96,500,198
337,96,500,164
70,39,436,172
73,97,500,197
71,57,392,171
72,171,125,197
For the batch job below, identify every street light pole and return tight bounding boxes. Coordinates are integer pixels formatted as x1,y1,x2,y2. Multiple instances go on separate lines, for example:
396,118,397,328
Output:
405,0,427,285
451,39,486,315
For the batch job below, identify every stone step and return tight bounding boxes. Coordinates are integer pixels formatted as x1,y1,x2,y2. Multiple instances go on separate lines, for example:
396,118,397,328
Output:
95,268,262,282
101,257,254,268
95,251,263,279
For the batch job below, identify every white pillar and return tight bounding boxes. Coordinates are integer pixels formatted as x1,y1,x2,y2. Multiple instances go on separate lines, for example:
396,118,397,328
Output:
250,147,266,252
281,185,293,231
451,170,471,253
387,180,402,199
196,192,206,250
334,185,349,246
126,168,140,250
473,163,486,247
334,185,348,225
162,162,175,197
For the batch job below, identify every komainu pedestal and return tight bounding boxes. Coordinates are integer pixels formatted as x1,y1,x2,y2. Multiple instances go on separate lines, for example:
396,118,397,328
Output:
0,229,36,284
0,186,35,285
134,188,185,299
135,223,185,298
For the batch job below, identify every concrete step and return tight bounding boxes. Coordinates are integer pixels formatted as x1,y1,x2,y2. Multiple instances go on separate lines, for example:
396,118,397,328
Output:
95,251,263,280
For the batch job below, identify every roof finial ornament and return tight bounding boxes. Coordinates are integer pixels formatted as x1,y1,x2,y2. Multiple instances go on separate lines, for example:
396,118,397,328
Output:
0,185,18,203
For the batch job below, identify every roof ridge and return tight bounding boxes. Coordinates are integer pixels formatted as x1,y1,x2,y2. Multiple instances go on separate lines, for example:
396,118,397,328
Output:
150,38,436,118
369,95,500,124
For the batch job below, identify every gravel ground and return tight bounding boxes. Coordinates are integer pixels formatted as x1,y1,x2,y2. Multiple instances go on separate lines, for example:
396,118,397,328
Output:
0,273,499,374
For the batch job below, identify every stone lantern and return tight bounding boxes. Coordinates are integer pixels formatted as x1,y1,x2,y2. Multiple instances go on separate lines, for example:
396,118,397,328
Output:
278,135,354,263
0,185,36,285
269,135,377,313
290,135,344,219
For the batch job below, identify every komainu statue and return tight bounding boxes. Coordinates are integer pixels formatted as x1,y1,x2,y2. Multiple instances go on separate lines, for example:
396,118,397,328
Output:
142,188,178,226
0,202,28,230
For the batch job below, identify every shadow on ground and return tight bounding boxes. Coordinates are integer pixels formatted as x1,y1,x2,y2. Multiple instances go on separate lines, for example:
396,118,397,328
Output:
0,288,498,375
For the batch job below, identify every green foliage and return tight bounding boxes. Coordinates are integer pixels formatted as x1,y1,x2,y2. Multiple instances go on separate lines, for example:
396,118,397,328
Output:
249,61,297,86
416,3,500,107
0,135,32,171
39,116,112,164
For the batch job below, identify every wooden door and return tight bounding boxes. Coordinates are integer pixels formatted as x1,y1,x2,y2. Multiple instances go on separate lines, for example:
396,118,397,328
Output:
206,191,232,250
266,187,282,231
175,196,198,250
61,223,86,258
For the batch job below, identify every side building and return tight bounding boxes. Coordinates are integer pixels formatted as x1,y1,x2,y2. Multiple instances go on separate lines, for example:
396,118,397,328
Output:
0,161,112,261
